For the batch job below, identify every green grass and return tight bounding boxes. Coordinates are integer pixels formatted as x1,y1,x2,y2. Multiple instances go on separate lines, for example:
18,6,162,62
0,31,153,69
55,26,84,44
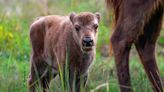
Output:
1,50,164,92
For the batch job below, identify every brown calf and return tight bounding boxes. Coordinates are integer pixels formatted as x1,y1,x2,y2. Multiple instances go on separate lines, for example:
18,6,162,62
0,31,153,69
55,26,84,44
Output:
106,0,164,92
28,12,100,92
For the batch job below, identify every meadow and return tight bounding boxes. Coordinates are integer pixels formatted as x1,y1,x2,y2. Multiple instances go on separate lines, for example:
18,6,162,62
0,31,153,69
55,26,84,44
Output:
0,0,164,92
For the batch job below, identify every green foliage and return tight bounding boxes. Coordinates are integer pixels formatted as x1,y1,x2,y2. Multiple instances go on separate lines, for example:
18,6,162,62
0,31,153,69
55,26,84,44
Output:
0,16,30,61
159,37,164,44
97,22,110,46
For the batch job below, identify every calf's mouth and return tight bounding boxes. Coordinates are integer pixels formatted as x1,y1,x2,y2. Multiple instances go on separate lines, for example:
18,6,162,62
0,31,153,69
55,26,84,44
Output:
82,41,94,52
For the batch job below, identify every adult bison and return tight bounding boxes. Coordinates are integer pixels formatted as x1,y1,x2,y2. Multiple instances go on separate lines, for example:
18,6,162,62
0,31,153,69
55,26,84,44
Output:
106,0,164,92
28,12,100,92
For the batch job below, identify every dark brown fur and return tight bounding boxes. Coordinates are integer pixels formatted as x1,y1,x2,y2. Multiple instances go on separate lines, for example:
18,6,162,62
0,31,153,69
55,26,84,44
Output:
28,12,100,92
106,0,164,92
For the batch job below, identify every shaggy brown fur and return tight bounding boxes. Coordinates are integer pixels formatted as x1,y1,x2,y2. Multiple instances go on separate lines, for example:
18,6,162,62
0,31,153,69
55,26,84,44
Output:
106,0,164,92
28,12,100,92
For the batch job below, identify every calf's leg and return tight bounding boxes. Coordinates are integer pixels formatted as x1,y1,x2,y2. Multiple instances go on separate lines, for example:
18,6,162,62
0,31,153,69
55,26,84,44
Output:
28,55,55,92
69,70,88,92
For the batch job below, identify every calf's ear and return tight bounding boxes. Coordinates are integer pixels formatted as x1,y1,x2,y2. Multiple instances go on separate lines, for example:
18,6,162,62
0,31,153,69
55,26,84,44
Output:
70,12,76,23
95,12,101,23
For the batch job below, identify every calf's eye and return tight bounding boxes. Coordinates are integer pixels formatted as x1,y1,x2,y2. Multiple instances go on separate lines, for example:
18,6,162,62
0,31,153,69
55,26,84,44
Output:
75,25,80,32
93,24,98,30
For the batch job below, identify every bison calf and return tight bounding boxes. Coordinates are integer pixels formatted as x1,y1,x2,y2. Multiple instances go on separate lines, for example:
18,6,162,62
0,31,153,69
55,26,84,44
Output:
28,12,100,92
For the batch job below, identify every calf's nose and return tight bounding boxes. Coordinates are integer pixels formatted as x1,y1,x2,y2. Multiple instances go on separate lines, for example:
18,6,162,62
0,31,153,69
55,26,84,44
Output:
82,37,94,47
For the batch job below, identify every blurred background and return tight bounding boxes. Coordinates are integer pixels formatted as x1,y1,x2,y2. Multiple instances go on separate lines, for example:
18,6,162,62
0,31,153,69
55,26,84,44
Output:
0,0,164,92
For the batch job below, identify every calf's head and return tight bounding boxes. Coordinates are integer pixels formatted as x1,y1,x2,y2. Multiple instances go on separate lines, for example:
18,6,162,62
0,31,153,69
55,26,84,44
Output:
70,12,101,52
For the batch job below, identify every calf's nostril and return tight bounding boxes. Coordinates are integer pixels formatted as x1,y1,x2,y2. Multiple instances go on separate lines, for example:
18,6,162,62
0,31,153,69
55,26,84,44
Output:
82,37,94,47
90,41,93,46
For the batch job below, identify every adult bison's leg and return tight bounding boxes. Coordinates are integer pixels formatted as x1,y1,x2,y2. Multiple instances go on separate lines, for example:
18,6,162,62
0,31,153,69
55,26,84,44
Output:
135,8,163,92
135,43,163,92
111,28,133,92
111,14,144,91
